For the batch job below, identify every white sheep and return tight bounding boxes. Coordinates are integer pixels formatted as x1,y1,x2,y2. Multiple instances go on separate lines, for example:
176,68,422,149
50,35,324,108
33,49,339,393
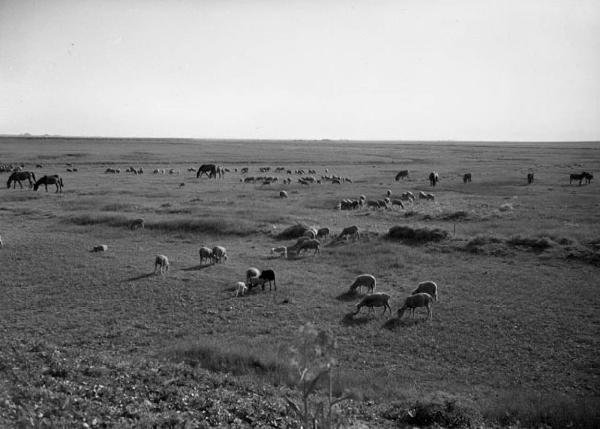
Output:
339,225,360,240
235,281,248,297
280,190,288,198
271,246,288,258
246,267,261,286
92,244,108,252
354,292,391,316
154,255,170,275
412,281,438,301
303,229,317,239
297,238,320,255
397,293,434,320
348,274,376,294
212,246,228,263
199,246,214,265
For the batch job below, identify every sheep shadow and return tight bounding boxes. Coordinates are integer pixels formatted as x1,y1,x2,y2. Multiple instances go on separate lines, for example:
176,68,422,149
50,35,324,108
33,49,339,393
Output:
341,312,371,326
181,263,213,271
382,317,428,330
124,272,156,282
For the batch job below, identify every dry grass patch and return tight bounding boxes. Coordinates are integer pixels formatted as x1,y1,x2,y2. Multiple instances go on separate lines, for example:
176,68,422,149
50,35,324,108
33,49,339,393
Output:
387,225,449,243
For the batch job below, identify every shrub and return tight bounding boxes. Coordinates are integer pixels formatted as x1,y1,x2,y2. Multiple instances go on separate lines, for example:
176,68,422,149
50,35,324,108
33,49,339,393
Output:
507,235,556,250
277,223,309,240
402,394,482,428
387,225,449,243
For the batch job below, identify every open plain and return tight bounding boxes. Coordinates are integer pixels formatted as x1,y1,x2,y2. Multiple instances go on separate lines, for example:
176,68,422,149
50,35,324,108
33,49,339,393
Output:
1,137,599,427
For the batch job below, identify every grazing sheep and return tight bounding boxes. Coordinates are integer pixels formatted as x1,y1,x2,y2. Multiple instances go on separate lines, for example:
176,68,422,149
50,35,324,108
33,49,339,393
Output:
246,267,261,286
154,255,170,275
297,238,321,255
235,281,248,297
527,172,534,184
280,190,288,198
418,191,435,201
339,225,360,240
316,227,330,239
92,244,108,252
397,293,433,319
271,246,288,258
258,269,277,291
390,199,405,208
348,274,376,294
354,292,391,316
303,229,317,239
199,246,214,265
212,246,228,263
400,191,415,201
130,218,144,230
386,189,392,197
412,281,438,301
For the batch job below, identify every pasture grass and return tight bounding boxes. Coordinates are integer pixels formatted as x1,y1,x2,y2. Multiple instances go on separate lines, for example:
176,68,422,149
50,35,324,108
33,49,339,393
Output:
1,137,599,427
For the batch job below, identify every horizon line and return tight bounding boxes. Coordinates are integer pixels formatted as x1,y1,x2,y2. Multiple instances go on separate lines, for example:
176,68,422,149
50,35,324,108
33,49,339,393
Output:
1,134,599,145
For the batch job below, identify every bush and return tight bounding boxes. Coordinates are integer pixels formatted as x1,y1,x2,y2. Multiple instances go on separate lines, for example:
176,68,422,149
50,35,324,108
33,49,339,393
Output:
277,223,309,240
507,235,556,250
387,225,449,243
402,394,482,428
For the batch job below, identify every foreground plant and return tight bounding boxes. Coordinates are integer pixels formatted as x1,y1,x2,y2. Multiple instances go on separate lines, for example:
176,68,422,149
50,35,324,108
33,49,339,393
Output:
285,323,351,429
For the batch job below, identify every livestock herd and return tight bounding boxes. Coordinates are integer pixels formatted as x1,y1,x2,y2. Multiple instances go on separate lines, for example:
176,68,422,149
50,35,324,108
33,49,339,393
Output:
1,161,595,324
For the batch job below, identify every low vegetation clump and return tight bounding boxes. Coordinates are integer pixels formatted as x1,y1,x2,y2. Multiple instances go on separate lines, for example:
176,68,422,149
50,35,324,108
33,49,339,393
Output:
387,225,449,243
277,223,310,240
507,235,556,250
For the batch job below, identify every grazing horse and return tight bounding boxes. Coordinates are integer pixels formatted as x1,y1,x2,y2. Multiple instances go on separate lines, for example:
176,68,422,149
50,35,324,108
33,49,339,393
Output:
33,175,63,193
196,164,217,178
6,171,36,189
428,171,439,186
570,172,585,185
527,173,534,184
395,170,409,181
463,173,472,183
583,172,593,184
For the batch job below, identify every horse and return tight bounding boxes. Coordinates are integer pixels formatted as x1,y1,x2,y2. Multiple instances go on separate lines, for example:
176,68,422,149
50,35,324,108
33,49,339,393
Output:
583,172,593,184
33,175,63,193
527,172,534,184
6,171,36,189
428,171,439,186
196,164,217,178
570,172,585,185
463,173,472,183
395,170,409,181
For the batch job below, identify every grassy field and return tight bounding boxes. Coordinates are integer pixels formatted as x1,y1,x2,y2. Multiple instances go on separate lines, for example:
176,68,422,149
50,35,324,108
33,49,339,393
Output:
1,137,599,427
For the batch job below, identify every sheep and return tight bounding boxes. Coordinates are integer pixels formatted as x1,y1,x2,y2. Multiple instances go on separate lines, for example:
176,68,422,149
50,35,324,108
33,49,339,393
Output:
199,246,214,265
386,189,392,197
246,267,261,287
130,218,144,230
397,293,433,319
235,281,248,297
418,191,435,200
400,191,415,201
412,281,438,301
154,255,170,275
0,234,3,247
212,246,228,263
303,229,317,239
280,190,288,198
316,227,330,239
271,246,288,258
339,225,360,240
297,238,321,255
348,274,376,294
153,169,159,174
92,244,108,252
390,199,405,208
354,292,391,316
258,269,277,291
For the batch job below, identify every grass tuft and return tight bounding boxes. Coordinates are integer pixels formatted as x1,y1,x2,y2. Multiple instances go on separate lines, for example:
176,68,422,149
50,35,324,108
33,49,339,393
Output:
507,235,556,250
387,225,449,243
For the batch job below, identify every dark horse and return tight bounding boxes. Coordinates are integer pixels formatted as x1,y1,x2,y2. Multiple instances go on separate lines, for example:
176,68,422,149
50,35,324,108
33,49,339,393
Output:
196,164,217,178
527,172,534,184
395,170,409,181
428,171,439,186
463,173,472,183
33,175,63,193
6,171,36,189
570,171,593,185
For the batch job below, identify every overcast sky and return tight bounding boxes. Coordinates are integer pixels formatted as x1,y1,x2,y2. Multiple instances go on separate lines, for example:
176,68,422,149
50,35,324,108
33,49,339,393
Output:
1,0,599,141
